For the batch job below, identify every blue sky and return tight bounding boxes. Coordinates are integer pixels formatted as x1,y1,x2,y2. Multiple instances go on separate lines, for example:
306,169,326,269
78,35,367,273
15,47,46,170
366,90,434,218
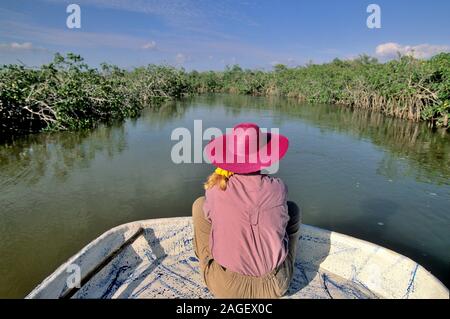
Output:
0,0,449,70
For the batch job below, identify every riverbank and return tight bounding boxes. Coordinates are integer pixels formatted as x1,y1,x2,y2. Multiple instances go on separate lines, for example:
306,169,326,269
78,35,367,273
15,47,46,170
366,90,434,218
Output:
190,54,450,128
0,53,191,136
1,53,449,137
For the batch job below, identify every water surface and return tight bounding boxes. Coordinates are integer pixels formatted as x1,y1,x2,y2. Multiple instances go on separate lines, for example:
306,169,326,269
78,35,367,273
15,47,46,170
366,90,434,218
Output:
1,94,449,298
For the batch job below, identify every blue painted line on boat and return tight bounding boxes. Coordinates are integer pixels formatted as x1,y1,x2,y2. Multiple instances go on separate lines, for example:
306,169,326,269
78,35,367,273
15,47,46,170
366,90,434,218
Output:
403,263,419,299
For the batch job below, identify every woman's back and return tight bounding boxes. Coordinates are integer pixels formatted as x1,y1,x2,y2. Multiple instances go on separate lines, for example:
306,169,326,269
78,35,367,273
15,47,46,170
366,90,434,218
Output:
203,174,290,277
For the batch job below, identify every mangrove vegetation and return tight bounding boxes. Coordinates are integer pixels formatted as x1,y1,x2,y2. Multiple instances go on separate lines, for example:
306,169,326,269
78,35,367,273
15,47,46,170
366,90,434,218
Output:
189,53,450,127
1,52,449,137
0,53,191,135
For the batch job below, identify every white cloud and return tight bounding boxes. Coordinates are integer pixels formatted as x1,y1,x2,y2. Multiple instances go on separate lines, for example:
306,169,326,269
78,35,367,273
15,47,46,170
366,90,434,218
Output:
0,19,154,50
175,53,187,64
270,58,297,67
0,42,45,52
0,42,32,50
376,42,450,59
11,42,32,50
142,41,157,50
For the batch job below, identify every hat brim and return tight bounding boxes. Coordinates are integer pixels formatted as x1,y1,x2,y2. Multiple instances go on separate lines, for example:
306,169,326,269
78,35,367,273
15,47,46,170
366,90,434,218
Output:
205,133,289,174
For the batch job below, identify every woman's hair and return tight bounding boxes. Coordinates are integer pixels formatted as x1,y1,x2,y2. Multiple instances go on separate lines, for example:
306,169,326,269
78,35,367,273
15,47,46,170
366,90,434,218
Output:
204,172,230,191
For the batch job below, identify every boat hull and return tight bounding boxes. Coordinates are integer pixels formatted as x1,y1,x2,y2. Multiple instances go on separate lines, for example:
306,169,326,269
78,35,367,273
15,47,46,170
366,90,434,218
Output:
27,217,448,299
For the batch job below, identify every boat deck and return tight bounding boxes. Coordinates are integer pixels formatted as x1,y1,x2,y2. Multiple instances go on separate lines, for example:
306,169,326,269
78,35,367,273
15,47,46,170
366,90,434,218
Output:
27,217,448,299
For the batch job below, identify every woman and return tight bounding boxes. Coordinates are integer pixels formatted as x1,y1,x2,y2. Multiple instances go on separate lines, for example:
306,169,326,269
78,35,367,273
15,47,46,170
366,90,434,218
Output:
192,122,301,298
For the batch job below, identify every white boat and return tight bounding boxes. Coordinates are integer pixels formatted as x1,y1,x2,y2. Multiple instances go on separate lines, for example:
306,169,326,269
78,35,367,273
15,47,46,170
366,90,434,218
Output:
27,217,448,299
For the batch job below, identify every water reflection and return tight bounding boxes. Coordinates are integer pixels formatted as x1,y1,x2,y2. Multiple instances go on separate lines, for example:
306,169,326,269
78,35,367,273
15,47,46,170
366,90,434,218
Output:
132,102,189,129
0,124,128,187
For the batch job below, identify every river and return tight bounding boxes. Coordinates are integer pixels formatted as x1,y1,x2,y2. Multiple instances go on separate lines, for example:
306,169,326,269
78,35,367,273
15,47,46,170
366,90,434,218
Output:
0,94,449,298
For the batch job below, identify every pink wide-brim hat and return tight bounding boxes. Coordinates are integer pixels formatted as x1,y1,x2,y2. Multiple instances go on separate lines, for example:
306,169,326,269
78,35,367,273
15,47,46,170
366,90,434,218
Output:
205,123,289,174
